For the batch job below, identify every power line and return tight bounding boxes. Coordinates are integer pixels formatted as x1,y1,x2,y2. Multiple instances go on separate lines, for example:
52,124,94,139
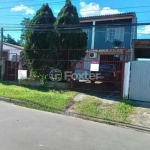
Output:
0,0,79,9
0,10,150,18
2,22,150,28
4,30,149,35
1,19,150,26
1,1,150,14
1,0,150,10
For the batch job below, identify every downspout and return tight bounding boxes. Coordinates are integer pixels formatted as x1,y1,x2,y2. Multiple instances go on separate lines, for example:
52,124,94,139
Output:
91,21,95,49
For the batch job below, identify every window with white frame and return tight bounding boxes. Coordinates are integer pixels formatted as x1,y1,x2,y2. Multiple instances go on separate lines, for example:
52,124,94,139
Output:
82,29,90,40
106,28,125,42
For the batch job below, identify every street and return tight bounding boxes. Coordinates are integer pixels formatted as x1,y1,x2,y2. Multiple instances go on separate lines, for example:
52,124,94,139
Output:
0,101,150,150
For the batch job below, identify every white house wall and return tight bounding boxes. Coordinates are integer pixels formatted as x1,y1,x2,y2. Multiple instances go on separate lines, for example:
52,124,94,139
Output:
3,44,22,61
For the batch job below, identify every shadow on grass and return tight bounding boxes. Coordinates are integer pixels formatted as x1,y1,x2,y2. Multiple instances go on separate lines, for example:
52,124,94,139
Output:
1,81,150,110
0,81,66,93
79,91,150,109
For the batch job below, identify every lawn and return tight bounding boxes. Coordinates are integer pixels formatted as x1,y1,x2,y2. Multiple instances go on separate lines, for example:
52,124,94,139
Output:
74,97,133,123
0,82,133,124
0,82,77,112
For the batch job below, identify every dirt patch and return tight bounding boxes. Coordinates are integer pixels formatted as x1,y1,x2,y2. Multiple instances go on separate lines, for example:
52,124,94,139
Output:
69,94,150,128
129,107,150,127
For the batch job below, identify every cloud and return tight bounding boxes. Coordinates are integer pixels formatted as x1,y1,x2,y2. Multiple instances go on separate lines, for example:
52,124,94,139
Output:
11,4,35,15
137,25,150,35
100,7,122,15
79,1,122,17
54,9,60,13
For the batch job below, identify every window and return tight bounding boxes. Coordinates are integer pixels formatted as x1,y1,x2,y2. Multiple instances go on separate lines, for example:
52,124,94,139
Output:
106,28,124,42
83,29,90,40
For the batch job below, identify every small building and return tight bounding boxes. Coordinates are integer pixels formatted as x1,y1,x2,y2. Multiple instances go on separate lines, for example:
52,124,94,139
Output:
2,43,24,81
3,42,23,62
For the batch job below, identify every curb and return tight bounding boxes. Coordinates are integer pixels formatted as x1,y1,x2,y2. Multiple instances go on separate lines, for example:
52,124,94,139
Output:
0,97,36,105
64,112,150,133
1,96,150,133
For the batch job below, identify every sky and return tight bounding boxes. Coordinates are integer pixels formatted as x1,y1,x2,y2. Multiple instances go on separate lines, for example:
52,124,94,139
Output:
0,0,150,41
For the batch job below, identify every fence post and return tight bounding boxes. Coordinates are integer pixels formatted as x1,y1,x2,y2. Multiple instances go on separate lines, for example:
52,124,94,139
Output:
121,49,126,97
15,54,17,81
0,28,3,59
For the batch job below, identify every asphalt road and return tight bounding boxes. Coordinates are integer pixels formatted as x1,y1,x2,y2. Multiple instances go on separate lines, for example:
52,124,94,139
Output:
0,101,150,150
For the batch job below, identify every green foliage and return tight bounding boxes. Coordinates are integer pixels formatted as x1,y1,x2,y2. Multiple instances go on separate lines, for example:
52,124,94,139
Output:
24,4,56,76
75,97,133,123
54,0,87,70
117,100,133,115
39,74,48,86
24,1,87,79
55,0,79,25
114,39,121,47
0,82,77,112
20,18,31,46
3,34,20,46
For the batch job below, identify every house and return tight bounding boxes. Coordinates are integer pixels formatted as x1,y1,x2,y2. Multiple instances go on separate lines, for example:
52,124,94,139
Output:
3,42,23,62
128,39,150,101
1,43,23,81
80,12,137,49
74,12,137,73
131,39,150,60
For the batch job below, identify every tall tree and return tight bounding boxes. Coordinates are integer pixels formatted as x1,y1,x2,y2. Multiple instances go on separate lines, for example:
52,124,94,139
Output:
20,18,31,46
24,4,56,76
3,34,19,46
55,0,87,70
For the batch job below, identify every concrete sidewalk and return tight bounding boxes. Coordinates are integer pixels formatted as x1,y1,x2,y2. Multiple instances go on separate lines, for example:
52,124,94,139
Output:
0,101,150,150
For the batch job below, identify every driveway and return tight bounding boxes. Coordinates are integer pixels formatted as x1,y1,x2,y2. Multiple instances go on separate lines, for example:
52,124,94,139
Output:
0,101,150,150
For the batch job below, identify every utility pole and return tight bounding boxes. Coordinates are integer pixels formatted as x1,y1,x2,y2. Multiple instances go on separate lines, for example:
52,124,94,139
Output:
0,28,3,58
0,28,4,80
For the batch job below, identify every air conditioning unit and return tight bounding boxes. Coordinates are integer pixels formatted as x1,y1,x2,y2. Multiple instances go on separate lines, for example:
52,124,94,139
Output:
89,52,97,59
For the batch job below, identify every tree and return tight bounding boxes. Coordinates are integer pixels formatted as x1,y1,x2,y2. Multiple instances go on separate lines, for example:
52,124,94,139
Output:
20,18,31,46
3,34,19,46
24,4,56,76
55,0,87,70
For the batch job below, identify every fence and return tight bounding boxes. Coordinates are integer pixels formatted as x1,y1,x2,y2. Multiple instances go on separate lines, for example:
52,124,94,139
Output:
4,53,19,81
3,48,127,97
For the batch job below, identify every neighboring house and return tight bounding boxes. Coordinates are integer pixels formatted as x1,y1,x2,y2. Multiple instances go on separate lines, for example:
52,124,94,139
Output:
3,42,23,62
74,12,137,73
131,39,150,60
1,43,23,81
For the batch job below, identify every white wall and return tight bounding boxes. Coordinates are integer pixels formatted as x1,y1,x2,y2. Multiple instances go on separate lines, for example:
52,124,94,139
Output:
3,44,22,61
123,62,131,98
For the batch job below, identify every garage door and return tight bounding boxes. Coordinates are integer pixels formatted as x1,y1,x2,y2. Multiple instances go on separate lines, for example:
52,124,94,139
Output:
129,61,150,102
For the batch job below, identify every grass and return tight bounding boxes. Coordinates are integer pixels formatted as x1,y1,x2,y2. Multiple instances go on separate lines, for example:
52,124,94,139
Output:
0,82,133,124
0,82,77,112
74,97,133,123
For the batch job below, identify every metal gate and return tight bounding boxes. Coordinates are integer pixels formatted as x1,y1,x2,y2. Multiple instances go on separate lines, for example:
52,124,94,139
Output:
4,53,19,81
71,49,127,97
129,61,150,102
